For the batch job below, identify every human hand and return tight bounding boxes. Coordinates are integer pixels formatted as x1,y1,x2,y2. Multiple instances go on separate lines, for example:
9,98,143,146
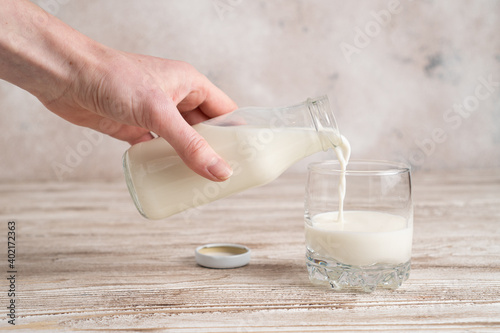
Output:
43,50,237,181
0,0,236,182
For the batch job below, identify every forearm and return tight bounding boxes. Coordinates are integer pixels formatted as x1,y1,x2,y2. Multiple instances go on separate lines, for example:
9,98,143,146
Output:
0,0,106,103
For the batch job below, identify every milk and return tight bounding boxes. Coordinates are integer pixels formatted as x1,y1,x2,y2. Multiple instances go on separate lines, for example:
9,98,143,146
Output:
305,211,413,266
124,123,326,219
333,137,351,222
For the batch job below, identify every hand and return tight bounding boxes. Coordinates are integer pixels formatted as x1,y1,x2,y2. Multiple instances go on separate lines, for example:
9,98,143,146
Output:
44,50,237,181
0,0,236,182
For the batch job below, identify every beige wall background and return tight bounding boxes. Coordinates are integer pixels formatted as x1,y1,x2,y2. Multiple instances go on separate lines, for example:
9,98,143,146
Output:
1,0,499,182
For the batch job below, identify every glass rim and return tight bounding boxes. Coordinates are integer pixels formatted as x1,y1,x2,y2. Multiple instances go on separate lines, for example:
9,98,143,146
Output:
308,159,411,176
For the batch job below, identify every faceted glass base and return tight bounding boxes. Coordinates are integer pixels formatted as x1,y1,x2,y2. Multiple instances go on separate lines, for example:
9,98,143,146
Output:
306,249,411,293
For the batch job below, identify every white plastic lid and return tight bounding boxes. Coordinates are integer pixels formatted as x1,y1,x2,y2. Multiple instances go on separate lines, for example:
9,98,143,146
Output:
195,243,251,269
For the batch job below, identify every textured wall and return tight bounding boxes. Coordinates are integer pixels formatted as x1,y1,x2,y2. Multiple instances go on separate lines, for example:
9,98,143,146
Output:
1,0,499,182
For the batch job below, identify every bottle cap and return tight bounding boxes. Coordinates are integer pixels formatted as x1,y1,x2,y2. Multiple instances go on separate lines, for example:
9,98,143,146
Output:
195,243,251,269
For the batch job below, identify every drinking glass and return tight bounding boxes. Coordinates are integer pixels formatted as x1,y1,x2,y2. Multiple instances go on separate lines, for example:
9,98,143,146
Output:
304,160,413,292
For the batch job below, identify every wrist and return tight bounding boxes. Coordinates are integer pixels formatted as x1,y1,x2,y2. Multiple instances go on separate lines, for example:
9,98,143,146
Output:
0,0,109,104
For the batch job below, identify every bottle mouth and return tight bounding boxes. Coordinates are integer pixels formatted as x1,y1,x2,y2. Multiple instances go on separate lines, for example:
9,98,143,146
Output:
307,95,343,150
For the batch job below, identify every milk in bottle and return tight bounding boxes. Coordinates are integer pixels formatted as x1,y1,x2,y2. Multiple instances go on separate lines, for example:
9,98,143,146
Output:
123,96,345,219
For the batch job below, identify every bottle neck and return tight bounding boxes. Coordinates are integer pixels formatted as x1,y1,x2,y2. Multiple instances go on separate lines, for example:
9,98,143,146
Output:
200,95,342,152
307,96,342,151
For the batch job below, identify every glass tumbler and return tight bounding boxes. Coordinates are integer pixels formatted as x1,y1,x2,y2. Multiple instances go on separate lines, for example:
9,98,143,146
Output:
304,160,413,292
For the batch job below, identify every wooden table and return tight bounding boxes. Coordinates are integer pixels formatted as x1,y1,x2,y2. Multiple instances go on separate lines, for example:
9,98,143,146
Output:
1,169,499,332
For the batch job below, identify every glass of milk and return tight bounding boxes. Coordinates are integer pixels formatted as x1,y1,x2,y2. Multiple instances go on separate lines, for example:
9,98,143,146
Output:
304,160,413,292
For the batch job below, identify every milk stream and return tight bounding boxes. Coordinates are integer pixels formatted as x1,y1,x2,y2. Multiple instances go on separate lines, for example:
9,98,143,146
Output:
333,137,351,223
124,123,326,219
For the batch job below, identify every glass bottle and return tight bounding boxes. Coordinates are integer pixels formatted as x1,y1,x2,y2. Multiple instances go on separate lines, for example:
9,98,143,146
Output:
123,95,344,220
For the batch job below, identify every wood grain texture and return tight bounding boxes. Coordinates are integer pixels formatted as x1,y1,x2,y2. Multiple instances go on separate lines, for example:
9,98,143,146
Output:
0,169,499,332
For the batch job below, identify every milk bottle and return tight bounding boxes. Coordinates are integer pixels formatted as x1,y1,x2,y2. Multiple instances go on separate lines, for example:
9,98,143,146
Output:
123,96,346,219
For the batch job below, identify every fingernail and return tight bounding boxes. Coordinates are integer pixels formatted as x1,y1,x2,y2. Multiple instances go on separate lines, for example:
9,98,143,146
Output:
207,157,233,181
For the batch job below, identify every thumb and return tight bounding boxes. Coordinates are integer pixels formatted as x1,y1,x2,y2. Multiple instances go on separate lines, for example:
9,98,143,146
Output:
148,98,233,182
